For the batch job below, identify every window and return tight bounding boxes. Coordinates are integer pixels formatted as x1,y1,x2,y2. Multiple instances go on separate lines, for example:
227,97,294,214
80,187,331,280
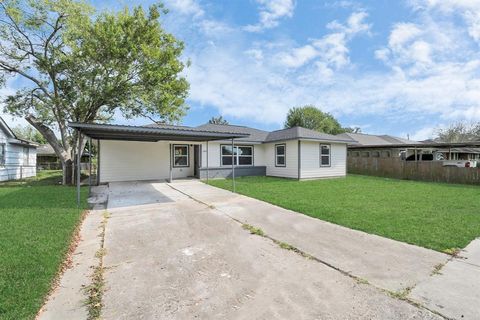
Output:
381,150,391,158
173,145,189,167
0,144,5,166
23,147,30,165
371,151,380,158
352,151,360,157
275,144,286,167
221,145,253,166
361,151,370,158
320,144,331,167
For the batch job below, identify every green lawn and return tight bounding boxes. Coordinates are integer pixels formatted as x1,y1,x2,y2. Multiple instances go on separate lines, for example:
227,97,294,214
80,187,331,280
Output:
0,171,87,320
207,175,480,252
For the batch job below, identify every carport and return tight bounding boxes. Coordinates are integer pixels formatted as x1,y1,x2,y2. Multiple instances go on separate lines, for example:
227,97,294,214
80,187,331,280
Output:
69,122,249,206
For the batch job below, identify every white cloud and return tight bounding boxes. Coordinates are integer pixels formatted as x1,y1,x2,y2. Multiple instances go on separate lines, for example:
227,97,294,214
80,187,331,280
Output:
276,11,370,69
244,0,295,32
165,0,204,18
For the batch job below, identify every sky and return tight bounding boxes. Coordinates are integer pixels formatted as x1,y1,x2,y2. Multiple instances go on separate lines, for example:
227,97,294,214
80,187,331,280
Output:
2,0,480,140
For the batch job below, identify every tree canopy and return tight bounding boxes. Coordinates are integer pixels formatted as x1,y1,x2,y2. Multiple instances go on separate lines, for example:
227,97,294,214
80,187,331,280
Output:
435,122,480,142
0,0,189,183
284,105,348,134
12,125,47,144
208,116,229,125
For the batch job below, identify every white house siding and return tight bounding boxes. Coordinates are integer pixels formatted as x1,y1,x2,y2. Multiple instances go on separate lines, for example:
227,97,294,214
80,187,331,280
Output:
300,141,346,179
0,129,36,182
264,140,299,179
200,141,265,168
99,140,194,183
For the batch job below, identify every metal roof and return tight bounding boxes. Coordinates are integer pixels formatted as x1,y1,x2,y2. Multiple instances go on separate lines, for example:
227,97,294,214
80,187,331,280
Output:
68,122,250,141
265,127,355,143
337,132,423,146
348,141,480,149
195,123,270,142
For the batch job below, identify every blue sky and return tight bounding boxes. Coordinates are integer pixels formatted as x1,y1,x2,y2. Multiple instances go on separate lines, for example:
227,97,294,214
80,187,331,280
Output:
2,0,480,140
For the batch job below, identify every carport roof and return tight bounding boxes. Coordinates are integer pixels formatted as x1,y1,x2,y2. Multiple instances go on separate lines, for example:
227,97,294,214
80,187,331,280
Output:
69,122,250,142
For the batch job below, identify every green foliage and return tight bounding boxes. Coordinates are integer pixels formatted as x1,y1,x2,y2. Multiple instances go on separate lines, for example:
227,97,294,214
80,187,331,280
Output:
209,175,480,252
208,116,229,125
0,0,189,183
435,122,480,142
12,124,47,144
0,170,86,319
284,105,347,134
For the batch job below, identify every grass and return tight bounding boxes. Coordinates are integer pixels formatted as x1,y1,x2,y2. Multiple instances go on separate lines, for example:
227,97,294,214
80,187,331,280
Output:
0,170,87,320
207,175,480,252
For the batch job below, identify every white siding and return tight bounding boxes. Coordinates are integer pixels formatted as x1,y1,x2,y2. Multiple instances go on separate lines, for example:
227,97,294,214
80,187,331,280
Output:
99,140,194,183
0,128,37,182
300,141,346,179
265,140,299,179
200,142,265,168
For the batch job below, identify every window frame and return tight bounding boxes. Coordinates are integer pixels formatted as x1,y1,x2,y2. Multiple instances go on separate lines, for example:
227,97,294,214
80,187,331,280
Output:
0,143,5,166
220,144,254,167
172,144,189,168
320,144,331,167
23,147,30,166
275,143,286,167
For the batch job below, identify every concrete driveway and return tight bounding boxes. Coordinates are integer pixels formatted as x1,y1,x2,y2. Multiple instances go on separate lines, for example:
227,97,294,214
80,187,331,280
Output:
101,181,443,319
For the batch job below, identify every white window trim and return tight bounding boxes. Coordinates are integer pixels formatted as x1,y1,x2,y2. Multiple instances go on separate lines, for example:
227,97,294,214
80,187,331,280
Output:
173,144,189,168
0,143,5,166
320,144,331,167
220,145,254,167
275,143,286,167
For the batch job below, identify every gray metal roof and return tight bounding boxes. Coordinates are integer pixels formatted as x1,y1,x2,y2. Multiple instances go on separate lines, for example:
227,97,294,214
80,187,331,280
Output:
195,123,269,142
265,127,355,143
338,132,423,146
69,122,250,141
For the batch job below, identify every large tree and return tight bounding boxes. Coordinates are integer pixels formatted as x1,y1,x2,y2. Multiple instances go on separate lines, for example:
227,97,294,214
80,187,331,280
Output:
0,0,189,184
208,116,229,125
284,105,347,134
435,122,480,142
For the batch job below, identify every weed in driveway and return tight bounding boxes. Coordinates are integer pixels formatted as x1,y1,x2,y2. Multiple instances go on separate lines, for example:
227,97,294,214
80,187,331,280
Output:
242,224,265,236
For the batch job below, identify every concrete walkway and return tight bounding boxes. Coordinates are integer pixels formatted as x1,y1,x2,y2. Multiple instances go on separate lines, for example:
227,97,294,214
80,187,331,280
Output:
38,209,104,320
100,181,441,319
410,239,480,319
170,180,449,293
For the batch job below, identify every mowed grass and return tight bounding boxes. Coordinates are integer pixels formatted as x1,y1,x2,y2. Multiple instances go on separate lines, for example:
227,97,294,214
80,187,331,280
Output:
208,175,480,252
0,171,87,320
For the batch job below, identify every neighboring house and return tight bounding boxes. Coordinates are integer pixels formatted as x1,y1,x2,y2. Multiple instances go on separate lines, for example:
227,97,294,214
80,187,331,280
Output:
0,117,37,182
69,122,354,184
37,144,90,170
340,132,480,161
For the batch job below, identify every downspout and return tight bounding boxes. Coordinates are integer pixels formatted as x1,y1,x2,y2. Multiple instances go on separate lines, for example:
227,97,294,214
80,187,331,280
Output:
169,144,173,183
298,140,301,180
206,140,209,183
231,138,236,193
96,139,100,186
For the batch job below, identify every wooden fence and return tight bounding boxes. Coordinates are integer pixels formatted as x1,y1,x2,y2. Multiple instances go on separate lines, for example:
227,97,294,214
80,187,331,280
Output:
348,157,480,185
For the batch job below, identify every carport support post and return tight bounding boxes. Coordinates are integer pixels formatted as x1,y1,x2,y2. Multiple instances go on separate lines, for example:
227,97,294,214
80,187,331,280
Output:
88,138,92,196
77,134,82,208
169,144,173,183
231,138,236,193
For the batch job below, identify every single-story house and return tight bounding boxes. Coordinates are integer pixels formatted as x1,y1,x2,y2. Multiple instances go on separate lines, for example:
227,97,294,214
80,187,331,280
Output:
0,117,37,182
37,143,91,170
69,122,354,184
339,132,480,161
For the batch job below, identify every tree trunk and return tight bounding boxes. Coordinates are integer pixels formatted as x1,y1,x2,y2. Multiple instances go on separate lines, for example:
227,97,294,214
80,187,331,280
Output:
26,114,74,185
63,159,73,185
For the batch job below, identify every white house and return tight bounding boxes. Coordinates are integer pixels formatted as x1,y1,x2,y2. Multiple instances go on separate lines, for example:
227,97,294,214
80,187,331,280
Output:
0,117,37,182
69,122,354,184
